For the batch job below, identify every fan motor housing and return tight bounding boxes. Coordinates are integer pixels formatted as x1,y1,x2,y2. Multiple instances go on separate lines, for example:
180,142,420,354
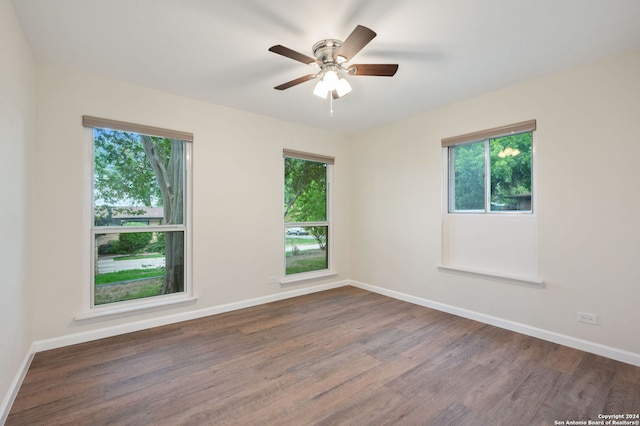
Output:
312,39,344,65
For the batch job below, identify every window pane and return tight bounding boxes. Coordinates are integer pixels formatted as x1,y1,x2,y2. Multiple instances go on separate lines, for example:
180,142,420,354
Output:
451,142,485,211
490,133,532,211
284,158,327,222
93,128,184,226
94,206,165,227
94,231,184,305
285,226,328,275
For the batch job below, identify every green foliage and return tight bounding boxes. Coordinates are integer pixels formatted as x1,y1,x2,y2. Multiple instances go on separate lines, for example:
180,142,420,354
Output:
93,128,186,297
118,231,153,255
284,158,328,249
94,279,163,305
453,142,485,210
490,133,532,209
94,129,163,208
308,226,327,249
95,267,164,285
98,240,122,255
146,232,166,254
452,132,532,211
285,249,328,275
284,158,327,222
113,253,164,261
285,236,317,245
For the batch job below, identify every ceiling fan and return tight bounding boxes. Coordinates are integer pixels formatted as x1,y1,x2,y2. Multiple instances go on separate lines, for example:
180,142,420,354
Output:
268,25,398,107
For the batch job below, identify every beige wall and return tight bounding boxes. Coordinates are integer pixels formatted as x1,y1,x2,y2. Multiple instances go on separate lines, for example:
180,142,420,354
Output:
31,63,351,341
348,49,640,356
0,0,35,417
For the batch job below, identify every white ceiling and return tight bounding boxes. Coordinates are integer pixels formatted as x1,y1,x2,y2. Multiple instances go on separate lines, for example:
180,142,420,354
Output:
12,0,640,135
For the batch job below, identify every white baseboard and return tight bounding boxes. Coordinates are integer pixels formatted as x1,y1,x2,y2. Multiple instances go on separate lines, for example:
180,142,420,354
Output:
32,280,349,353
349,280,640,367
1,346,34,425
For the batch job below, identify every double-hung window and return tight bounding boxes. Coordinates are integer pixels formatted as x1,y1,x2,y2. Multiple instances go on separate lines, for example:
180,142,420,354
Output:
283,149,333,277
83,116,192,311
445,120,536,213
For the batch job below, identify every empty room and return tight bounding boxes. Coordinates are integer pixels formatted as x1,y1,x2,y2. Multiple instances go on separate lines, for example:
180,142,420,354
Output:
2,0,640,424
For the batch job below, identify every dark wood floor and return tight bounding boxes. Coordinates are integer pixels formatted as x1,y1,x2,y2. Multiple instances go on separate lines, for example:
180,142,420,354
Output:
7,286,640,425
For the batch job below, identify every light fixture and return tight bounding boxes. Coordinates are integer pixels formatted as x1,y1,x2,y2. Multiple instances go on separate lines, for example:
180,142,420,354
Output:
312,66,352,100
313,80,328,98
498,147,521,158
336,77,352,97
323,67,339,91
269,27,399,118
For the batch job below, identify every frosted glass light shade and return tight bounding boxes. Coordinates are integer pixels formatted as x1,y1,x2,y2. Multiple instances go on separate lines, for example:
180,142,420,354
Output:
323,70,339,91
313,80,329,99
336,78,352,97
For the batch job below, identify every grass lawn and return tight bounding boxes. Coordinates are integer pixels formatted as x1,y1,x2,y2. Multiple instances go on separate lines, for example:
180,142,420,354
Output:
286,249,327,275
285,236,317,246
113,253,164,261
95,267,164,285
94,278,162,305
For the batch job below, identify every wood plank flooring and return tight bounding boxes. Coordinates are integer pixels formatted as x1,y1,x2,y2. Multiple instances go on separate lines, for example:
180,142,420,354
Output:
7,286,640,425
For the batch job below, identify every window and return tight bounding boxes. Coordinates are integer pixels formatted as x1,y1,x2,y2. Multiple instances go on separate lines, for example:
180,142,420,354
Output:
445,120,535,213
83,116,192,309
440,120,540,286
283,149,333,276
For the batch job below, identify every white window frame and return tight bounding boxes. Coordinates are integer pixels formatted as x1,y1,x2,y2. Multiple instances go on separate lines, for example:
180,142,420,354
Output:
440,120,542,287
281,149,336,285
77,117,195,320
443,120,536,214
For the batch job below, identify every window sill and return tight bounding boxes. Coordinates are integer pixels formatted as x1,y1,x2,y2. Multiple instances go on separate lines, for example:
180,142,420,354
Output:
75,295,198,321
280,270,338,286
437,264,544,288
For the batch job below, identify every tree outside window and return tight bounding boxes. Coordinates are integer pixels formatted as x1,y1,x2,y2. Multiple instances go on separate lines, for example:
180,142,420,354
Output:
284,156,330,275
91,127,188,306
450,132,533,212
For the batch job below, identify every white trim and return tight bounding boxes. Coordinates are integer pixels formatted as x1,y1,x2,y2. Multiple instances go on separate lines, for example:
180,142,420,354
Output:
75,295,199,321
83,127,93,316
283,153,334,279
282,149,335,165
82,115,194,142
349,280,640,367
285,221,329,228
33,280,349,353
0,346,34,425
85,129,194,314
437,264,544,288
280,270,339,286
94,225,186,234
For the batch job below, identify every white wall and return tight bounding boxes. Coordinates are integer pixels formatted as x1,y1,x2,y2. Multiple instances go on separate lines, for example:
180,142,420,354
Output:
349,49,640,357
30,63,350,342
0,0,35,418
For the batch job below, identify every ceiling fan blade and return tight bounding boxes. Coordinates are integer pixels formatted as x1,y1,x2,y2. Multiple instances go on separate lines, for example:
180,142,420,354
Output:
268,45,316,65
274,74,317,90
349,64,399,76
334,25,376,62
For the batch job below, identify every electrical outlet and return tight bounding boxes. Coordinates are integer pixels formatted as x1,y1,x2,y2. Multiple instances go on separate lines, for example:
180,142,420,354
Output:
577,312,598,325
268,276,279,285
